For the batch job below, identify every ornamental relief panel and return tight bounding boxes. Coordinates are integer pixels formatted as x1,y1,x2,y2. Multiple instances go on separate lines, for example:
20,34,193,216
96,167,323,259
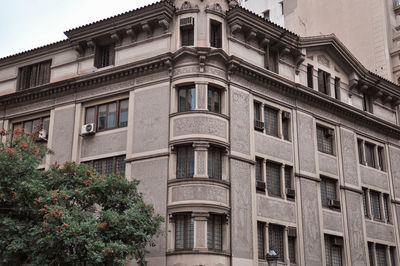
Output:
172,115,227,140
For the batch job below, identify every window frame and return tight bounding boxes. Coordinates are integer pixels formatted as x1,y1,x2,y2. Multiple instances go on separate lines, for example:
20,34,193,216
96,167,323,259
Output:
325,235,343,266
176,145,195,179
307,64,314,89
85,98,128,132
207,214,223,251
94,43,115,68
266,161,282,198
207,86,222,114
12,116,51,142
177,85,196,112
174,213,194,251
318,69,331,95
84,155,126,175
264,106,279,138
180,17,195,47
320,176,340,210
208,146,222,180
357,138,386,171
269,224,285,261
17,60,52,91
316,125,335,155
210,19,222,48
257,222,266,260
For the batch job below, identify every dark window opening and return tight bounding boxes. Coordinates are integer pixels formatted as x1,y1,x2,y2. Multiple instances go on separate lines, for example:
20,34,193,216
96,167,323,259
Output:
94,44,115,68
178,85,195,112
318,69,330,95
207,214,223,250
365,142,375,168
180,17,194,46
282,112,290,141
321,177,339,209
307,65,314,88
210,20,222,48
175,214,194,250
208,147,222,179
265,47,279,73
208,86,221,113
17,60,51,91
334,77,341,100
176,145,194,179
269,224,284,261
257,222,265,259
264,106,279,137
363,93,373,113
370,191,381,221
85,155,125,175
325,235,343,266
317,125,334,155
266,161,281,197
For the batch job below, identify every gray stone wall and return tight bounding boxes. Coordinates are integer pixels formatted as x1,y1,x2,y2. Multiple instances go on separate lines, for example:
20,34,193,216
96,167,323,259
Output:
297,112,316,174
81,131,127,158
257,196,296,223
389,146,400,199
230,87,251,155
255,133,293,162
318,153,338,176
340,128,359,186
51,106,75,164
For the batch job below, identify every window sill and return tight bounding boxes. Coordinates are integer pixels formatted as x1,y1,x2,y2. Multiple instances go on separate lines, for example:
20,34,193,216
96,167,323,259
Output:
318,150,336,157
169,177,230,187
254,131,292,143
359,164,387,174
322,206,341,213
170,110,230,120
167,250,230,257
86,126,127,137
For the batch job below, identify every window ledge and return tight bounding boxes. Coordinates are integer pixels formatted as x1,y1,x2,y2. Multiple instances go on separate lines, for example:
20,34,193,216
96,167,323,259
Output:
318,151,336,158
170,110,230,120
168,177,230,187
359,164,387,174
166,250,231,257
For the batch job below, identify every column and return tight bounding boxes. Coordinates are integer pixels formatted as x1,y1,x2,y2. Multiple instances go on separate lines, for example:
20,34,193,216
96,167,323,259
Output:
278,110,283,139
261,103,265,134
386,245,392,266
265,223,270,255
283,227,289,264
372,243,378,266
280,164,285,198
379,193,385,221
196,82,208,110
193,212,209,251
193,142,209,178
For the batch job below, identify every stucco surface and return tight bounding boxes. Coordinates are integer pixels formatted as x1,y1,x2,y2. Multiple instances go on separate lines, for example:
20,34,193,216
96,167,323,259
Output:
170,184,228,204
340,128,359,186
389,146,400,199
360,165,388,191
318,153,338,176
344,191,367,266
131,157,168,259
81,130,127,158
166,253,229,266
132,84,169,154
322,210,342,232
230,159,253,259
51,106,75,164
255,133,293,162
257,195,296,223
300,178,322,266
230,87,250,155
297,112,316,173
373,103,396,123
172,115,227,140
365,220,395,243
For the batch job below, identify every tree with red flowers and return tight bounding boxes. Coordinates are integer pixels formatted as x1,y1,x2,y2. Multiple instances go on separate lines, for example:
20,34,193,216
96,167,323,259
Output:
0,129,163,266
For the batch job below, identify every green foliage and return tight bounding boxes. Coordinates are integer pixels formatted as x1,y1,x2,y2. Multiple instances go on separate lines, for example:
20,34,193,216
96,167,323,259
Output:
0,129,163,266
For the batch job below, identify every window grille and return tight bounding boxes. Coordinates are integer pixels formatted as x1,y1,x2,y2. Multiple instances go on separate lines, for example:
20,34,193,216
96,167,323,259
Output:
317,126,334,154
176,146,194,178
370,191,381,220
257,222,265,259
266,162,281,197
208,147,222,179
325,235,343,266
376,245,387,266
264,107,279,137
17,60,51,91
256,158,263,182
269,224,284,261
321,177,337,208
175,214,194,250
207,215,223,250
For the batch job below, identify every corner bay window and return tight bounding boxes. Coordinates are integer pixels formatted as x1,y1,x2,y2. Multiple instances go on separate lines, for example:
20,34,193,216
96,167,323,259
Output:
17,60,51,91
84,156,125,175
207,214,223,250
85,99,128,131
175,214,194,250
207,86,221,113
317,125,334,155
178,86,195,112
176,146,194,178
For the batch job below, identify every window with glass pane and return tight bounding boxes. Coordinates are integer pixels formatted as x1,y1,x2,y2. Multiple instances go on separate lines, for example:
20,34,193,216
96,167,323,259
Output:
257,222,265,259
264,107,278,137
325,235,343,266
368,242,374,266
210,20,222,48
365,142,375,168
208,86,221,113
384,194,390,223
317,126,334,154
376,245,387,266
13,116,50,140
107,103,117,128
178,86,195,112
390,247,396,266
269,224,284,261
282,115,290,141
357,139,364,164
119,99,129,127
288,236,296,263
86,107,95,124
208,147,222,179
284,166,292,189
176,146,194,178
266,162,281,197
207,215,223,250
175,214,194,250
87,156,125,175
370,191,381,220
254,102,261,121
256,158,263,181
321,177,337,208
377,147,385,171
98,104,107,130
362,188,369,218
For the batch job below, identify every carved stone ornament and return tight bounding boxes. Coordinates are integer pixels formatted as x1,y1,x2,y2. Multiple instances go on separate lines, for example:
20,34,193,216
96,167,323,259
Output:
206,3,225,16
317,54,330,68
181,1,192,10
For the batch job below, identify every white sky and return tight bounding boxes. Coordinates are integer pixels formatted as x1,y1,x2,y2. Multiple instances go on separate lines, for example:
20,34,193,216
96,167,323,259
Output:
0,0,158,58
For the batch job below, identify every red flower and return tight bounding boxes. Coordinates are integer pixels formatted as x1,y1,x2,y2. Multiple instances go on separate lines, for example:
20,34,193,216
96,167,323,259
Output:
0,128,6,135
20,141,28,148
13,127,24,135
8,148,15,155
97,222,107,229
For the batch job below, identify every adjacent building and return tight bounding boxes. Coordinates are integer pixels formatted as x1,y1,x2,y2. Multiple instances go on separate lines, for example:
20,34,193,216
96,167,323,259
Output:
1,0,400,265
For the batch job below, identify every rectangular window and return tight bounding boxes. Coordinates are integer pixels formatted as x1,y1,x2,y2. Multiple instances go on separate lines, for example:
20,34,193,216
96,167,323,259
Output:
284,166,292,189
368,242,375,266
180,17,194,46
264,106,279,137
318,69,330,95
177,146,194,179
175,214,194,250
357,139,364,164
376,244,387,266
254,102,264,132
266,48,279,73
208,147,222,179
307,65,314,89
85,99,128,131
325,235,343,266
365,142,375,168
13,116,50,135
256,158,263,182
269,224,284,261
362,188,369,218
378,147,385,171
282,111,290,141
317,125,334,154
384,194,390,223
94,44,115,68
334,77,341,100
321,177,338,209
207,214,223,250
17,60,51,91
86,155,125,175
363,93,373,113
288,235,296,263
263,10,270,20
266,161,281,197
370,191,381,221
257,222,265,260
178,86,195,112
210,20,222,48
390,247,396,266
207,86,221,113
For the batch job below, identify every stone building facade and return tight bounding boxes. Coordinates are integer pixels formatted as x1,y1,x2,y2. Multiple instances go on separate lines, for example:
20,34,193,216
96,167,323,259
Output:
1,0,400,265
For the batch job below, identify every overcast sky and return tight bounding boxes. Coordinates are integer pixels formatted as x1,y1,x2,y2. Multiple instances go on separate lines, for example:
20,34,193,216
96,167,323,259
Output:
0,0,158,58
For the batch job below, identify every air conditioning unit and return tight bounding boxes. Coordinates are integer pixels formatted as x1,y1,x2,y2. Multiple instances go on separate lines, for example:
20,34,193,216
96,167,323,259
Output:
282,111,291,119
81,123,96,136
180,17,194,28
254,120,265,131
286,188,296,199
326,129,334,137
256,181,266,191
328,199,341,209
38,129,48,142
